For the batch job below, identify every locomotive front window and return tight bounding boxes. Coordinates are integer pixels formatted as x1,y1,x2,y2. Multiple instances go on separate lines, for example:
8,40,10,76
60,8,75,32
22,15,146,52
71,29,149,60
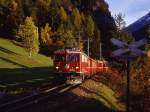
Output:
54,54,66,62
67,54,79,62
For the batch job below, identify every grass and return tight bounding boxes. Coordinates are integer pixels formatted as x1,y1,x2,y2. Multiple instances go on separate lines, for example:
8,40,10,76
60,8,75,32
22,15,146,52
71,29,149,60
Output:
0,38,52,68
81,80,125,111
0,38,54,94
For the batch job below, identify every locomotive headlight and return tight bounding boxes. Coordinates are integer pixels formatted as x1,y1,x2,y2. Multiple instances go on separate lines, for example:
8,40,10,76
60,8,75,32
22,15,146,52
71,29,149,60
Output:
76,66,79,69
56,66,59,69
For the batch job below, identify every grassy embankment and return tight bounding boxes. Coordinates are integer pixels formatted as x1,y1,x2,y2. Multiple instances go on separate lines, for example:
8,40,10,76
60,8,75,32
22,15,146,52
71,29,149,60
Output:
0,38,53,94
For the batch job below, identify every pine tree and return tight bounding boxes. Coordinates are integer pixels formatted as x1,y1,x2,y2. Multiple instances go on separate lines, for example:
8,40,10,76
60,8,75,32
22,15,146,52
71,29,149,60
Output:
85,15,95,38
49,6,60,30
35,0,49,27
59,6,68,23
146,25,150,52
91,28,101,59
72,8,82,30
147,25,150,38
5,0,19,36
51,0,61,6
17,17,39,57
81,12,86,24
84,15,95,56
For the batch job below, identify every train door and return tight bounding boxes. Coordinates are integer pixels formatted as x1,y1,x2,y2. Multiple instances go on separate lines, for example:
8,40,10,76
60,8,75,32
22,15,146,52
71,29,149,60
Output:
103,61,108,72
98,61,103,73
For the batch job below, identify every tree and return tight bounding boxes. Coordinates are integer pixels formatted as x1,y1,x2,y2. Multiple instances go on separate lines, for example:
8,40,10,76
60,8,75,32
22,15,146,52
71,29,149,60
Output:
5,0,19,36
122,32,134,43
63,30,77,48
17,17,39,57
51,0,61,6
56,24,77,48
145,26,150,51
49,6,60,30
0,5,10,36
72,8,82,30
40,23,56,55
91,27,101,59
41,23,54,46
71,8,82,48
44,0,52,7
114,13,134,43
84,15,95,56
147,25,150,38
81,12,86,24
35,0,49,27
59,6,68,23
85,15,95,38
115,13,126,31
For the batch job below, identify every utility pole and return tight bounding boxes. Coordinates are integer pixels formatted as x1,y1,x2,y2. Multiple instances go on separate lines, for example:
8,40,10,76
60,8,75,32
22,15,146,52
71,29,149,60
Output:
100,42,102,60
88,38,90,56
126,58,130,112
111,38,147,112
78,31,81,49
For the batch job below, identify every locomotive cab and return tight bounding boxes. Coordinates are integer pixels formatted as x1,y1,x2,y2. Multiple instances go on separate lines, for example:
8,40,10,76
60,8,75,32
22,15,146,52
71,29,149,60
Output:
54,49,82,84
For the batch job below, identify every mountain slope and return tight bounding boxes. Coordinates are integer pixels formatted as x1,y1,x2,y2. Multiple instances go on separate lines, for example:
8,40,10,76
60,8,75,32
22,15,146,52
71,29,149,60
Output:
125,12,150,33
0,38,53,68
71,80,125,111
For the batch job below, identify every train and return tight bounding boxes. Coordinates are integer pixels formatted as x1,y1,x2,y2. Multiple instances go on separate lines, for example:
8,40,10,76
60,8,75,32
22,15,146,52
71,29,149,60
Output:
54,48,108,84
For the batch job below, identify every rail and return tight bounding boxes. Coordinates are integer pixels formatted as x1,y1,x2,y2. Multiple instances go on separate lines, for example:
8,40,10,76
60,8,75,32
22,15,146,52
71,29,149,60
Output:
0,83,78,112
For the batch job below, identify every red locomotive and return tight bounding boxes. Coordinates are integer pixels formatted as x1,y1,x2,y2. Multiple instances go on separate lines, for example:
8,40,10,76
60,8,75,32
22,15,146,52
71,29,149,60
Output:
54,48,108,84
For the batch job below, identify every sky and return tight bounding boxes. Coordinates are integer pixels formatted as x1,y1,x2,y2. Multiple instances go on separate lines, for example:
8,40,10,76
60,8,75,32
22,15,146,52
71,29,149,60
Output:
105,0,150,26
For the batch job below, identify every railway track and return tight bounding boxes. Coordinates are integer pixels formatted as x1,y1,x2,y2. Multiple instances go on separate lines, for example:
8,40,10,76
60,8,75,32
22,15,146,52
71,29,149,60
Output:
0,83,78,112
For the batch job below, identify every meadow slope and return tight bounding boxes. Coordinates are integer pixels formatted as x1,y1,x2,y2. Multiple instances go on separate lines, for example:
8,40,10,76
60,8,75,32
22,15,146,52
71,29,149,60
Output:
0,38,53,93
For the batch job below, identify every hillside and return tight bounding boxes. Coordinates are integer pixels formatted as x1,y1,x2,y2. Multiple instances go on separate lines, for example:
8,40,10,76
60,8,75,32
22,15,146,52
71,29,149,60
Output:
125,12,150,40
0,38,54,93
125,12,150,33
0,38,53,68
0,0,116,59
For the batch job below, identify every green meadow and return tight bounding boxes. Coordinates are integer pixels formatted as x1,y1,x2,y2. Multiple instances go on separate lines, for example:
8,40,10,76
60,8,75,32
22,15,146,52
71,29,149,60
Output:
0,38,54,94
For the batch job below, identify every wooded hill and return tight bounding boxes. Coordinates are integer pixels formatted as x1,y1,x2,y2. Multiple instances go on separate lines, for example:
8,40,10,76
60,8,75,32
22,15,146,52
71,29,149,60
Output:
0,0,116,59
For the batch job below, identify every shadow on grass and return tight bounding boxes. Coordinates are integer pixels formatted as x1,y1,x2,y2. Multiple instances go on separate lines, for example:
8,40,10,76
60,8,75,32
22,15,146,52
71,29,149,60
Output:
0,57,28,68
78,86,116,109
0,46,17,55
0,67,55,92
25,90,116,112
62,93,116,112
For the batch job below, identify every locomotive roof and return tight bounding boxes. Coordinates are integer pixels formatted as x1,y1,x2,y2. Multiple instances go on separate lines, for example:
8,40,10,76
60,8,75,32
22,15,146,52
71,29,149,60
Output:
54,49,108,64
54,49,81,54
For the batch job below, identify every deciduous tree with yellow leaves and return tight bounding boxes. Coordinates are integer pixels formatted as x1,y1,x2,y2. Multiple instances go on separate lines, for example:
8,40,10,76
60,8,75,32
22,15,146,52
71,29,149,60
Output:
17,17,39,57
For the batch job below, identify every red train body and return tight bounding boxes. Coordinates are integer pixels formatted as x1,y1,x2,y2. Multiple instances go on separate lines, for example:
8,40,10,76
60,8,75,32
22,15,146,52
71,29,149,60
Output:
54,49,108,84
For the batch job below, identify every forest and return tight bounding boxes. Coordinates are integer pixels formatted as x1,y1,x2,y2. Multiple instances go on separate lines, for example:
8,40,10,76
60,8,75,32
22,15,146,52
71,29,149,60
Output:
0,0,118,59
0,0,150,111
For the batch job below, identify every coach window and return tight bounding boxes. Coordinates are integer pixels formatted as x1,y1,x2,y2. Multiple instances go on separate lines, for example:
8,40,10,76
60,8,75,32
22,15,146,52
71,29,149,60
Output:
103,63,106,67
99,63,102,67
55,54,65,62
67,54,79,62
